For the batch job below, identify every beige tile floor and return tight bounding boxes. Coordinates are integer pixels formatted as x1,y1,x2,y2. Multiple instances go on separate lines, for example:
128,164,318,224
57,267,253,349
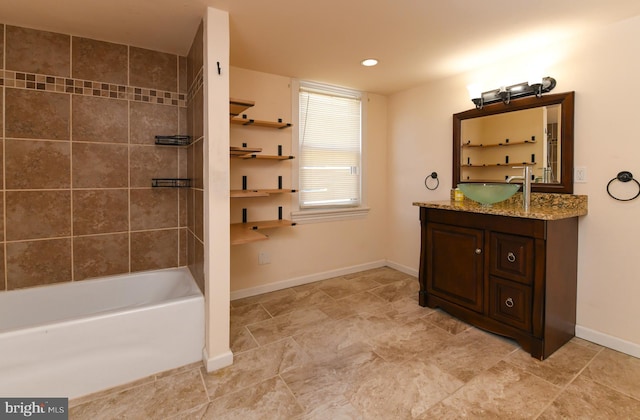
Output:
70,267,640,419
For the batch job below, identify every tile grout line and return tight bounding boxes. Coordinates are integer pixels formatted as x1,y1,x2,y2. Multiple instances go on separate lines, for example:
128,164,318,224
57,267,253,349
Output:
3,24,7,291
277,373,308,418
529,345,605,419
242,325,262,351
127,86,131,274
574,347,640,403
69,44,74,281
174,61,181,267
197,366,213,405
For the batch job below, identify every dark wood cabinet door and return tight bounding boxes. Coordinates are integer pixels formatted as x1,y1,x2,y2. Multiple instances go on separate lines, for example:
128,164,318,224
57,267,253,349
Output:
426,222,484,312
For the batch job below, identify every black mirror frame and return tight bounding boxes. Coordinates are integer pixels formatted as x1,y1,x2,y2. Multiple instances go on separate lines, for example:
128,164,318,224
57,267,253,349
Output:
453,91,575,194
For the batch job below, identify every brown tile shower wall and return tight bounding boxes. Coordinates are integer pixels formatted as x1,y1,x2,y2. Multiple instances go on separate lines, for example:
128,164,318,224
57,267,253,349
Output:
186,22,205,293
0,23,203,291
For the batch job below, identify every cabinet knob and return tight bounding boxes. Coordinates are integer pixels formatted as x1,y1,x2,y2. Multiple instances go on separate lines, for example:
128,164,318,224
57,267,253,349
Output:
507,252,516,263
475,248,482,255
505,297,514,308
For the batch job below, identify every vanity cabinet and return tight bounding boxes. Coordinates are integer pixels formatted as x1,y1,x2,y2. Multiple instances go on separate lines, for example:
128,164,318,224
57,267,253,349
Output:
419,207,578,360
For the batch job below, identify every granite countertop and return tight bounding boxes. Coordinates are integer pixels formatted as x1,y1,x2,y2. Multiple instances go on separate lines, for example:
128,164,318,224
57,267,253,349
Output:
413,193,588,220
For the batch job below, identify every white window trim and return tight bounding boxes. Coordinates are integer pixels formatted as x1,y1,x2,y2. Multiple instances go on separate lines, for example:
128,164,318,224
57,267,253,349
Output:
290,79,370,224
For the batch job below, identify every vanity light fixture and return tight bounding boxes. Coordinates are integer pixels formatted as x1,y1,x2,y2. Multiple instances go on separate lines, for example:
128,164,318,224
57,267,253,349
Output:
361,58,378,67
470,76,556,109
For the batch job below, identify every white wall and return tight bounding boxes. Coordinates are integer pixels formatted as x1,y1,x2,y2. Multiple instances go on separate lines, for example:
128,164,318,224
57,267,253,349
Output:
229,68,389,296
387,16,640,356
202,7,233,371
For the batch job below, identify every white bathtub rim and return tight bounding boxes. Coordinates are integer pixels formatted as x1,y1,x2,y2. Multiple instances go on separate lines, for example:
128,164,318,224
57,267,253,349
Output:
0,265,198,295
0,294,203,339
0,266,202,335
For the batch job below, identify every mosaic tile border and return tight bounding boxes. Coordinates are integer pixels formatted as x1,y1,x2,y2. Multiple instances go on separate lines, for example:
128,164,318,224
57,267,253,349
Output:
0,70,187,107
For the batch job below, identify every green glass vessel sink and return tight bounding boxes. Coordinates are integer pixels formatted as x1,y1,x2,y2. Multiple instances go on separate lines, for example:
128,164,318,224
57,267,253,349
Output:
458,183,520,205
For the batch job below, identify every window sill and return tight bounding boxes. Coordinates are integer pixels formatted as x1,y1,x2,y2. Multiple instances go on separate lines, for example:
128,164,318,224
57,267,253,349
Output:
291,207,370,224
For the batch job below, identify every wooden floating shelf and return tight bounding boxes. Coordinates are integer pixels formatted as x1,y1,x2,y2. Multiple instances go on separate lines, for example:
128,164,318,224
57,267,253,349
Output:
251,219,296,229
232,154,294,160
230,98,255,116
257,189,297,194
230,190,270,198
230,146,263,156
230,219,296,245
462,140,536,148
230,224,268,245
230,189,297,198
231,117,292,129
462,163,536,168
242,219,296,230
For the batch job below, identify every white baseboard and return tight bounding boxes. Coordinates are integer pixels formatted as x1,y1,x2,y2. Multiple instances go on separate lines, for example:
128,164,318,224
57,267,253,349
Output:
575,325,640,358
230,259,387,301
385,260,419,278
202,348,233,372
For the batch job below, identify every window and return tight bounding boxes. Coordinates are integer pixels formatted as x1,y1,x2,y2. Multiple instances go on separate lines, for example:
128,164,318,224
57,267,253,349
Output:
294,81,367,222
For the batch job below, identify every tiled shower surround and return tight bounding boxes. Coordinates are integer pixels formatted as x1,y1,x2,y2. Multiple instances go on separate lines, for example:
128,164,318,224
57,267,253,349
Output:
0,23,205,291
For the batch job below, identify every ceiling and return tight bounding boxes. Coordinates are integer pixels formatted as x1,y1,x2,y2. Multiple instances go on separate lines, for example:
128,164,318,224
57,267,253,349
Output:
2,0,640,94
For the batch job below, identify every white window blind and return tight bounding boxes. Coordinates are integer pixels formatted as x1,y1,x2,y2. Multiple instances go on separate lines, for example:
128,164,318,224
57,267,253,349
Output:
298,85,362,209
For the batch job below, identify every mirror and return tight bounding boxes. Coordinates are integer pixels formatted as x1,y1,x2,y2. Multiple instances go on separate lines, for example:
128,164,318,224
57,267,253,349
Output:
453,91,575,193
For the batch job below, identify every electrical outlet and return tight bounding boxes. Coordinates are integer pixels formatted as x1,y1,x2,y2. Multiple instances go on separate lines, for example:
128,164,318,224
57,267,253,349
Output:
575,167,587,183
258,252,271,265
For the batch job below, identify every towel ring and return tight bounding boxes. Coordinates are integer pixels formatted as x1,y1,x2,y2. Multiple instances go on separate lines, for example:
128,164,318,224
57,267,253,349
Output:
606,171,640,201
424,172,439,191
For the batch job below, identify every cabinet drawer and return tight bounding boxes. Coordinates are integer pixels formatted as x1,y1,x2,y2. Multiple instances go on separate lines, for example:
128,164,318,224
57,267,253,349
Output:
490,232,534,285
489,276,532,332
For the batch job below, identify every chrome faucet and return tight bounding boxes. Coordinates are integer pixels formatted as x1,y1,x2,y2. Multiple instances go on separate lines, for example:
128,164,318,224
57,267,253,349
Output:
507,166,532,211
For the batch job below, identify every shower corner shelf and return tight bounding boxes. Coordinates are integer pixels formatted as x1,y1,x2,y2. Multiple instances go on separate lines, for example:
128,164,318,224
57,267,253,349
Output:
152,178,192,188
154,135,192,146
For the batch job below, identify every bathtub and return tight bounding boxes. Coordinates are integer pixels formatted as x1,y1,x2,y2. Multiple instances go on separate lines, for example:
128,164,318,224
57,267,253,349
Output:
0,267,204,399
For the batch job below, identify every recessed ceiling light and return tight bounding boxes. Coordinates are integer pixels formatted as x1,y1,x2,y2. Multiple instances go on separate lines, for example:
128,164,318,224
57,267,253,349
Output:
361,58,378,67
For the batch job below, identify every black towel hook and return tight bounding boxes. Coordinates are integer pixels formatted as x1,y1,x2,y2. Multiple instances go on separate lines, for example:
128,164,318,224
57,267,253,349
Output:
606,171,640,201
